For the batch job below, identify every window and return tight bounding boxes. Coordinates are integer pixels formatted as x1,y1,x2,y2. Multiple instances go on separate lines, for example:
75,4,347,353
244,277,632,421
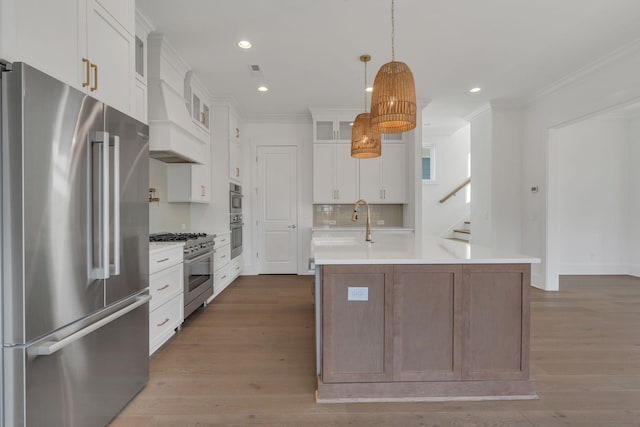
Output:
422,144,435,182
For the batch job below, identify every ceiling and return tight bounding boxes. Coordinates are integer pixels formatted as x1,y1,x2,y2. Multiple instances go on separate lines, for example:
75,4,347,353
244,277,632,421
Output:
136,0,640,132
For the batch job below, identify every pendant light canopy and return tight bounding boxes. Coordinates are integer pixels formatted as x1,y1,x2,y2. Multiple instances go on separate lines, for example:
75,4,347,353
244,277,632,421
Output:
351,54,381,159
370,0,416,134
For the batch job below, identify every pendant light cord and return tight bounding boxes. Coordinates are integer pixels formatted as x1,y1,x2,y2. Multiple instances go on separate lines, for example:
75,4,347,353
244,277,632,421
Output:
363,60,368,111
391,0,395,61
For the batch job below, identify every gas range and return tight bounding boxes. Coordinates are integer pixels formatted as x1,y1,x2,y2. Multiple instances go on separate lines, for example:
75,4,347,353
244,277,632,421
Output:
150,232,215,259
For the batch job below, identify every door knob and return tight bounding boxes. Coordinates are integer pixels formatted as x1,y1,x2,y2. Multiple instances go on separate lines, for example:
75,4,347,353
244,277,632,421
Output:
288,225,297,229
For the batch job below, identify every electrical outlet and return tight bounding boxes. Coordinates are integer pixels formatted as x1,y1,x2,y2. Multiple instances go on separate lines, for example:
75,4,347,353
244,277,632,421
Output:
181,223,186,230
347,287,368,301
328,220,337,225
376,219,385,225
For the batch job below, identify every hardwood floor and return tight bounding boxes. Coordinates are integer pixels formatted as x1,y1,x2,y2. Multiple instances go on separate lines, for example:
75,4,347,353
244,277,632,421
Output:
111,274,640,427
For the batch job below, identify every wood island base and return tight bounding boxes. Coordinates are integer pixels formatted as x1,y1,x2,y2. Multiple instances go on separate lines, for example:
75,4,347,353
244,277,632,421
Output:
316,263,536,403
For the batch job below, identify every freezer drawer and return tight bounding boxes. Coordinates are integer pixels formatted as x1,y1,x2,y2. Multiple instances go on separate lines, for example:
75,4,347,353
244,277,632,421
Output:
3,298,149,427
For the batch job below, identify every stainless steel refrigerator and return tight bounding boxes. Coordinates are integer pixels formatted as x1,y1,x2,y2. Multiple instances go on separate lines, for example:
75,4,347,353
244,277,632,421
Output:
1,62,150,426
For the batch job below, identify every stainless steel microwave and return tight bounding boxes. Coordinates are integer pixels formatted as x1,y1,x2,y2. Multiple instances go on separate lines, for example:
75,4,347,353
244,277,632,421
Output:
230,183,242,213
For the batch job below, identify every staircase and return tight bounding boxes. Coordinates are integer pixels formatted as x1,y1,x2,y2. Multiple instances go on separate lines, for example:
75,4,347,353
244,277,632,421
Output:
450,221,471,242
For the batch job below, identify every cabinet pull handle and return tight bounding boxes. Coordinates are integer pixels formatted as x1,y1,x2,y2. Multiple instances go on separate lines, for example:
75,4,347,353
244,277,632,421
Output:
157,318,170,327
221,254,227,259
221,275,227,279
157,257,170,263
90,63,98,91
384,189,386,199
82,58,90,87
220,238,227,243
201,111,206,124
157,284,170,291
236,167,240,177
235,128,240,138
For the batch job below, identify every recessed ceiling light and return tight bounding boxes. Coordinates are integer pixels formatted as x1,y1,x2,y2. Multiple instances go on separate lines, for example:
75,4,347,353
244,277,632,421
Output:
238,40,252,49
257,86,268,92
365,86,373,92
469,87,481,93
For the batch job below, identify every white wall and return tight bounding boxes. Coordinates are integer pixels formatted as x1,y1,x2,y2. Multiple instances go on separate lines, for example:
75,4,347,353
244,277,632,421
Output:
421,125,470,237
630,115,640,276
469,108,493,246
554,117,630,274
521,45,640,289
491,106,523,253
245,122,313,275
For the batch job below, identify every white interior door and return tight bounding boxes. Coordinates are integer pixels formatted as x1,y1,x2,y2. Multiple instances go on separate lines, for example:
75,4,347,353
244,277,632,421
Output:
257,146,298,274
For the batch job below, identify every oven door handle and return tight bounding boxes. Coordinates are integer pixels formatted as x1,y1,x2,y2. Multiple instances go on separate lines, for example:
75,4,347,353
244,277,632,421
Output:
184,251,213,265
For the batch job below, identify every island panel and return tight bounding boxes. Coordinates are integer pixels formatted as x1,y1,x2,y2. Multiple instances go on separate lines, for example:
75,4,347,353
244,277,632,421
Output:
393,265,462,381
322,265,394,383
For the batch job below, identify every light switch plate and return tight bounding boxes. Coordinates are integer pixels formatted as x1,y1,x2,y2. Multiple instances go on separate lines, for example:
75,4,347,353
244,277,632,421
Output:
348,286,368,301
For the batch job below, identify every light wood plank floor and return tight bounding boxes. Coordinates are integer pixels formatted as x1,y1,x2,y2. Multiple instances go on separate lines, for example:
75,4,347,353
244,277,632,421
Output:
111,274,640,427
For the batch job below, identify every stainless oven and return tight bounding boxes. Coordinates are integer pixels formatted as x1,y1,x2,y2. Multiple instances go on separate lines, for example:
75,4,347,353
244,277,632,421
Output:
183,248,214,318
230,183,243,214
230,214,243,259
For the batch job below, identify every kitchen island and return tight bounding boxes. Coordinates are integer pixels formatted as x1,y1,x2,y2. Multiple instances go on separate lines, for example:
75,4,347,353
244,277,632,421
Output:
312,232,540,403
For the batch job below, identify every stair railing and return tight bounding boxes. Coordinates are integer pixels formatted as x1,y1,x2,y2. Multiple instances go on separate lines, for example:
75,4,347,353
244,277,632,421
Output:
439,178,471,204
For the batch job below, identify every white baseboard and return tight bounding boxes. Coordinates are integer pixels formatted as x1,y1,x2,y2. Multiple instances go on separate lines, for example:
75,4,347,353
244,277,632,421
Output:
558,264,629,275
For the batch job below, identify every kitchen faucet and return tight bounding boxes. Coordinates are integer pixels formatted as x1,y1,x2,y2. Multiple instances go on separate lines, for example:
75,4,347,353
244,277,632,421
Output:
351,199,373,242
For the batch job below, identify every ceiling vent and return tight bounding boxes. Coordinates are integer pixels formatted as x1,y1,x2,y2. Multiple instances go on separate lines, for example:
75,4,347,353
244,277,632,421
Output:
248,64,263,78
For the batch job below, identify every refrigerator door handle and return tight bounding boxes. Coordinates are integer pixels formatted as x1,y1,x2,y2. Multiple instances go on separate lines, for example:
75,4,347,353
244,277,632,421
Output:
90,131,110,280
109,134,120,276
31,295,151,356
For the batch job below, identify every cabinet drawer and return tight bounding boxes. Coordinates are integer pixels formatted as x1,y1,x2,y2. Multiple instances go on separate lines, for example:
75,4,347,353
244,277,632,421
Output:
214,233,231,247
149,246,183,275
150,263,183,311
149,293,183,355
230,257,242,279
214,264,231,295
214,244,231,269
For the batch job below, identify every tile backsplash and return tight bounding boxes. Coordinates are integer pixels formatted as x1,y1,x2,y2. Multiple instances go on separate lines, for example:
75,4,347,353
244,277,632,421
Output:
313,204,404,227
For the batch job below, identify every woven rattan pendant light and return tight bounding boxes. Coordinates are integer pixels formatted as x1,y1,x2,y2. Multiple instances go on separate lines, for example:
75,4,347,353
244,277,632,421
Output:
351,54,381,159
370,0,416,134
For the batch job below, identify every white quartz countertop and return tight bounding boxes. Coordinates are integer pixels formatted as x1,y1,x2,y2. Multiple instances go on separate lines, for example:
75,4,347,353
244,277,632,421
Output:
149,241,185,254
312,232,541,265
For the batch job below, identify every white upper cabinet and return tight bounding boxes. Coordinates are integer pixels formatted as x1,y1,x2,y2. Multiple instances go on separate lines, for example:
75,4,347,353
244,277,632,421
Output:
166,163,211,203
133,10,153,123
310,109,360,143
313,143,359,204
213,103,243,183
228,107,242,182
84,0,136,114
0,0,135,115
359,143,407,203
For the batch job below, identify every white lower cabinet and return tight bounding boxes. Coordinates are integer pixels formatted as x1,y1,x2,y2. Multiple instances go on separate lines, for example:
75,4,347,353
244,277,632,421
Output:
210,232,231,300
149,244,184,355
230,256,242,280
208,231,242,302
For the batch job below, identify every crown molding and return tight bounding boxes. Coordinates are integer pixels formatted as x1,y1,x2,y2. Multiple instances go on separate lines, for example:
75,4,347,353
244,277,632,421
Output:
463,103,491,122
525,37,640,106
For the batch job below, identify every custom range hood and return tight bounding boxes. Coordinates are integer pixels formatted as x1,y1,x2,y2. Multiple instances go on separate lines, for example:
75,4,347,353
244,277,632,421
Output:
147,34,207,164
148,81,207,163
